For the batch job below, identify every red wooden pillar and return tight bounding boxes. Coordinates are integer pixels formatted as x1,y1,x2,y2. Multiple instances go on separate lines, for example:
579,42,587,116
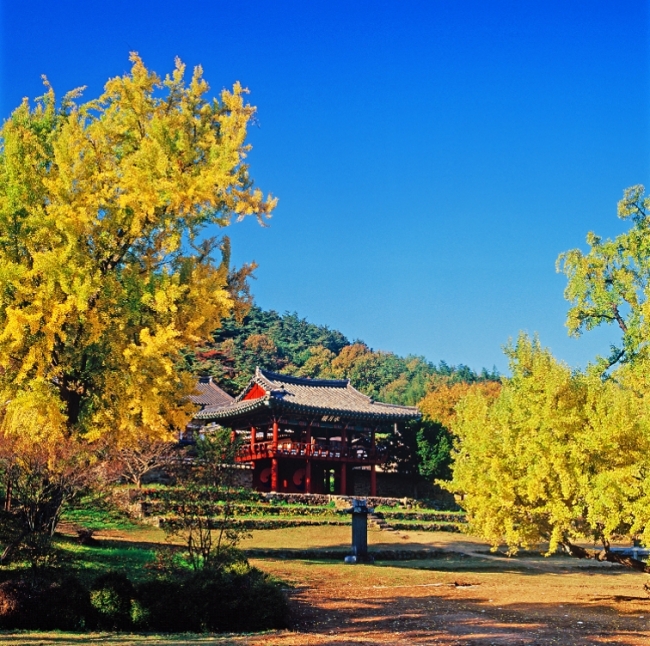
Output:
305,426,312,494
370,429,377,497
271,420,279,492
250,426,256,454
230,430,236,444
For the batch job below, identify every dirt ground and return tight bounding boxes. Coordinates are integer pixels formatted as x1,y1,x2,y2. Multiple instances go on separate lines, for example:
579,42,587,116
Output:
4,527,650,645
250,555,650,645
243,527,650,645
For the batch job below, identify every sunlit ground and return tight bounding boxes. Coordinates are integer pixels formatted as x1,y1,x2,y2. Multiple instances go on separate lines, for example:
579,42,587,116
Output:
6,526,649,645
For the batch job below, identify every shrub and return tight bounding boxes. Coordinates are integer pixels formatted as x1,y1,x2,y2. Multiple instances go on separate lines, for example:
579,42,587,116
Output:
136,563,290,632
90,571,137,630
213,564,289,632
43,575,93,630
0,575,91,630
0,579,31,628
0,560,290,633
135,579,184,632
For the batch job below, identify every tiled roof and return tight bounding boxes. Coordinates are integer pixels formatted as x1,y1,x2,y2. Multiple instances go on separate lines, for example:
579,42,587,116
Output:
189,377,234,408
195,367,421,423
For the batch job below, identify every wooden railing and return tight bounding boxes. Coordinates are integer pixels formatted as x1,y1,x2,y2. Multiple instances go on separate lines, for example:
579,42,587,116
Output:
235,440,383,463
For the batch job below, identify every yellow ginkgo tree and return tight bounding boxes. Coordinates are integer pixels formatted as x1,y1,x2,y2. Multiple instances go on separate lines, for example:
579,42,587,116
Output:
557,185,650,373
0,55,275,553
447,333,650,573
444,188,650,577
0,53,275,447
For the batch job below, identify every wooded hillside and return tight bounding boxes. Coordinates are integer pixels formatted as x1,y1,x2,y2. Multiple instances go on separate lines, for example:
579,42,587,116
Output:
185,306,498,406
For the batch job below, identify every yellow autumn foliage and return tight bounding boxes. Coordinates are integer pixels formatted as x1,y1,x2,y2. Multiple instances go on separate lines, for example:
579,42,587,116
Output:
447,333,650,554
0,54,275,448
419,380,501,430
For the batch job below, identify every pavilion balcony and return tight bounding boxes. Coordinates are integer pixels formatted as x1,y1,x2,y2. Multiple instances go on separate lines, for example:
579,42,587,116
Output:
235,440,384,464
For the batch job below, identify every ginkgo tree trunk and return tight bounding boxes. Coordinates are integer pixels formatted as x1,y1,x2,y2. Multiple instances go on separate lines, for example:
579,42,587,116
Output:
0,54,276,548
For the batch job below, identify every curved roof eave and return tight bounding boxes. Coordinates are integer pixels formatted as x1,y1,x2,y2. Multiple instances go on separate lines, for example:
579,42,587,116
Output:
195,396,421,424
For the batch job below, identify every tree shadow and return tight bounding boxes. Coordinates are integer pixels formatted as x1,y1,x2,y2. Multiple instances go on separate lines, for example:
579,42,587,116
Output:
245,539,646,580
287,583,650,645
381,555,646,578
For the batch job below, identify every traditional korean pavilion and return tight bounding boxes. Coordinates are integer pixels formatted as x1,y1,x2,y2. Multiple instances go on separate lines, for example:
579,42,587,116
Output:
194,368,421,496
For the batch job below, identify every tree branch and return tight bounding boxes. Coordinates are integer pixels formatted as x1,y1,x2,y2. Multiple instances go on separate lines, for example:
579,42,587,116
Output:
612,305,628,333
561,540,650,573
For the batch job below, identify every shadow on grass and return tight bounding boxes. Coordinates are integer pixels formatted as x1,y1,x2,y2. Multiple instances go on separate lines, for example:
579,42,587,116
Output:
243,540,641,578
55,531,641,583
380,556,648,578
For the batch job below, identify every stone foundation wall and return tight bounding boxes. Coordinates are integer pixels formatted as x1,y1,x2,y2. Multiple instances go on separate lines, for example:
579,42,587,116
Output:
230,465,254,489
141,464,253,488
262,492,410,508
259,490,455,510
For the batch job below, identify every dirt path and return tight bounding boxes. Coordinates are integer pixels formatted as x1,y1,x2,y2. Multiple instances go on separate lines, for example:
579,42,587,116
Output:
245,555,650,646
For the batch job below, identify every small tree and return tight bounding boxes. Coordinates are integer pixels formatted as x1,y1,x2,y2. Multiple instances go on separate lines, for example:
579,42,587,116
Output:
380,418,453,499
110,438,176,489
161,430,247,570
0,435,98,568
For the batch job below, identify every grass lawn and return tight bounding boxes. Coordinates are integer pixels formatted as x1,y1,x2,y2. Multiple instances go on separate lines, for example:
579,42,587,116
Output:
4,551,650,645
5,502,649,644
56,536,157,583
238,523,484,554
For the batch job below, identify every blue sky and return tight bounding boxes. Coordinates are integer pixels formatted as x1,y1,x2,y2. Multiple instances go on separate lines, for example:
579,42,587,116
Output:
2,1,648,373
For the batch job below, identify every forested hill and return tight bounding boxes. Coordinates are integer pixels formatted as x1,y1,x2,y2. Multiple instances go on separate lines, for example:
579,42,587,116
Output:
186,306,498,406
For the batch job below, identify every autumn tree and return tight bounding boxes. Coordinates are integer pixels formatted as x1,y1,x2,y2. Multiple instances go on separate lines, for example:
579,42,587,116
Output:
0,54,275,540
0,402,113,566
403,379,501,490
442,187,650,575
109,438,176,489
419,379,501,430
296,346,336,378
446,333,650,572
0,53,274,442
557,185,650,372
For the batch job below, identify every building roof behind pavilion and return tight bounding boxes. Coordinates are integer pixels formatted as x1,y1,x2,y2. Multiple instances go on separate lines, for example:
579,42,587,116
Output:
189,376,234,409
194,367,421,424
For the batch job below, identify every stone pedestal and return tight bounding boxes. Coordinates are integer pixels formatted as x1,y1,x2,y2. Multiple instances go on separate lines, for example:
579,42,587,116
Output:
344,498,374,564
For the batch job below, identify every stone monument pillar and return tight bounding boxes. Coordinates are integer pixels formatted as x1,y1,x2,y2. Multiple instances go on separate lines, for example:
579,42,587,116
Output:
344,498,374,564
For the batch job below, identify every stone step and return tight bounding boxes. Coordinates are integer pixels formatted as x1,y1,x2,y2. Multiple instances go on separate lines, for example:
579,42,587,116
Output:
369,512,395,532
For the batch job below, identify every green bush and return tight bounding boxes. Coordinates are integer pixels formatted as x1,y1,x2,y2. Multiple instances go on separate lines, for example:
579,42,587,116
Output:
135,579,186,632
0,575,91,630
44,575,93,630
90,571,137,630
136,563,290,632
0,562,290,633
